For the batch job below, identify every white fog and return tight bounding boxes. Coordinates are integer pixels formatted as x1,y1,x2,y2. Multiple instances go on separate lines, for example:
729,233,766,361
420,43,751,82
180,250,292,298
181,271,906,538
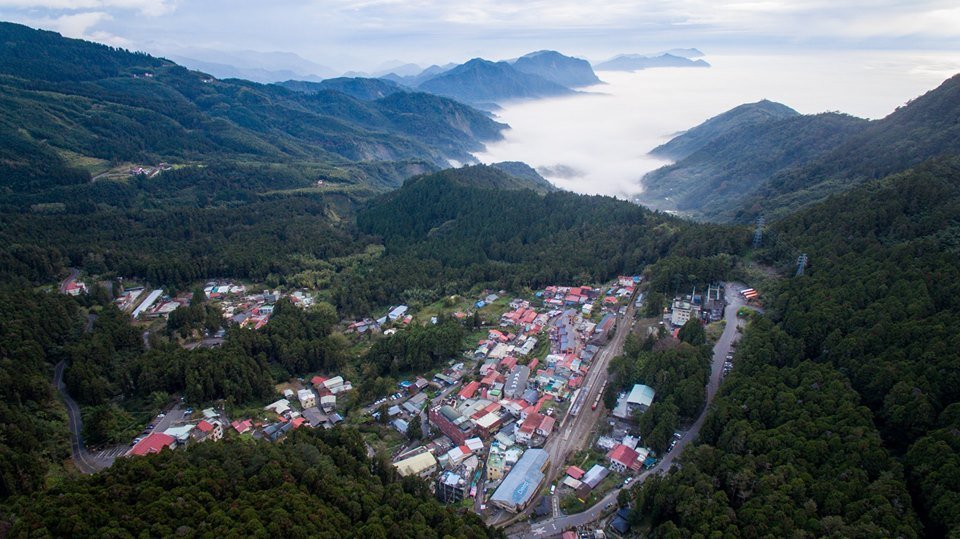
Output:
474,51,960,198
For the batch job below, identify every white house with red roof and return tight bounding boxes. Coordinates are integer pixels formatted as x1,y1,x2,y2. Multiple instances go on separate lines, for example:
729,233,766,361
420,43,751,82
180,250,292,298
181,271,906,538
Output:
606,444,640,473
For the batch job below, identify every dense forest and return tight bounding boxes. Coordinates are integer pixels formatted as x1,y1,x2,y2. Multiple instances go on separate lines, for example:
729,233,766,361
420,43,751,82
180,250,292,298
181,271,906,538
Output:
1,428,497,538
0,291,79,497
631,317,921,537
332,165,749,314
628,159,960,536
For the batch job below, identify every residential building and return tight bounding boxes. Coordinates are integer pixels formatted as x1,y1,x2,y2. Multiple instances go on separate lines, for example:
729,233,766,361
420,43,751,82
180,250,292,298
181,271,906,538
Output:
626,384,656,414
394,452,438,478
607,444,640,473
581,464,609,489
264,399,291,415
487,447,506,481
504,365,530,400
297,389,316,409
194,420,223,442
429,405,476,446
320,394,336,413
436,470,468,503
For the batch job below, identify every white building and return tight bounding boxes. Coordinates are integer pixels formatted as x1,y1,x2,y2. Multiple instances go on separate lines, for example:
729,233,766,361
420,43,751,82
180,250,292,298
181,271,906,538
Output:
670,297,701,326
297,389,317,409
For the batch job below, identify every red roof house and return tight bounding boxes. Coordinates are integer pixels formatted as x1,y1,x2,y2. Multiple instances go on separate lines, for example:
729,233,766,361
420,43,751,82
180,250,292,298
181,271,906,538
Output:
196,420,214,433
607,444,640,472
459,380,481,400
232,419,253,434
566,466,586,480
128,433,175,457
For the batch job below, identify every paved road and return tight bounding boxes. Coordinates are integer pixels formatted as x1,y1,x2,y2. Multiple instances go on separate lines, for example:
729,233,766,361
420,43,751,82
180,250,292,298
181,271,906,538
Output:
516,284,745,538
54,361,112,474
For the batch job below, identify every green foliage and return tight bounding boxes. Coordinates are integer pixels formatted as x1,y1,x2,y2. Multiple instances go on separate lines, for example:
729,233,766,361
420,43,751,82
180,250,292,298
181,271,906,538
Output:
1,428,498,538
676,318,706,346
0,291,80,497
355,319,465,404
608,342,710,451
334,166,747,315
756,158,960,534
636,160,960,536
632,318,921,537
65,298,346,409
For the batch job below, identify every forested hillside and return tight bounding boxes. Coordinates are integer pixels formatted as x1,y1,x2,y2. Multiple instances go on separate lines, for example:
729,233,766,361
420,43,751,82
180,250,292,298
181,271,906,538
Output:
641,112,868,217
628,159,960,537
649,99,799,161
1,428,497,538
0,21,505,195
0,291,79,497
331,165,749,315
640,73,960,222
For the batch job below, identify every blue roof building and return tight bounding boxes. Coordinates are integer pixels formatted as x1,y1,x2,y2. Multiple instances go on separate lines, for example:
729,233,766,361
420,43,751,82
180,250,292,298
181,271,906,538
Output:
489,449,549,512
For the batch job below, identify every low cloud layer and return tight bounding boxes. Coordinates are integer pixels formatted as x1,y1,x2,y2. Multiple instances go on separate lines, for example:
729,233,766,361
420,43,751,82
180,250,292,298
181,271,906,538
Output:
476,51,960,198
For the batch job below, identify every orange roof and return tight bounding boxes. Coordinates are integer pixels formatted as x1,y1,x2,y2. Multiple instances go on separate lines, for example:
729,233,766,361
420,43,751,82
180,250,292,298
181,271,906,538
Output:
459,380,481,399
291,417,306,429
196,420,214,433
129,433,175,457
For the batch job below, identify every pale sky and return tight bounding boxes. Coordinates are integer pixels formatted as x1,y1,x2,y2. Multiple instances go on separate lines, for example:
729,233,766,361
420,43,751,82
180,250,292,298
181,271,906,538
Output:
1,1,958,73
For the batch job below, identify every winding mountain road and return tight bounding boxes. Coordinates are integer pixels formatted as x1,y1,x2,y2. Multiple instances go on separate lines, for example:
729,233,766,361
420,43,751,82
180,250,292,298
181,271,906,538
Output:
513,284,745,538
54,360,112,474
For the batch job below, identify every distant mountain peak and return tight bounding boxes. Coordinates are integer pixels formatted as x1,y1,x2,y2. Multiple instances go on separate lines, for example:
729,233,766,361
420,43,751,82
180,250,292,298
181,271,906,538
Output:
594,53,710,72
416,57,574,107
512,50,601,88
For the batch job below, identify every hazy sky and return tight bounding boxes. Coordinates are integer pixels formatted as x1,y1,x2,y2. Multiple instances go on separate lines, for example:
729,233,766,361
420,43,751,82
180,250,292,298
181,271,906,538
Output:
1,1,959,72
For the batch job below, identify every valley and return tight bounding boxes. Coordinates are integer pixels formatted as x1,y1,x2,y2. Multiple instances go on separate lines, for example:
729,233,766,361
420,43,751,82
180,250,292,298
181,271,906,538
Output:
0,17,958,539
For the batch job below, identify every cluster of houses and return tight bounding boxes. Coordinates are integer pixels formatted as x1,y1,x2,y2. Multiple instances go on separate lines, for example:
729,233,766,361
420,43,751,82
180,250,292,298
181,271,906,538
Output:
344,304,411,336
669,283,725,327
128,163,171,177
389,278,642,514
255,375,353,439
110,285,187,320
127,408,225,457
204,280,316,330
127,372,357,459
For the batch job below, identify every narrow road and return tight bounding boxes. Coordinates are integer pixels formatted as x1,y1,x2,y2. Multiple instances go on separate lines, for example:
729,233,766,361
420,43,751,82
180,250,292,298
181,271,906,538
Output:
515,284,745,538
54,361,111,474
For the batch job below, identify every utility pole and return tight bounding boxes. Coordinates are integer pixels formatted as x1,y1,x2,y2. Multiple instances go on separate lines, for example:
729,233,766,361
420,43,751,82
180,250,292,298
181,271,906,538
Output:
796,254,808,277
752,215,765,248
